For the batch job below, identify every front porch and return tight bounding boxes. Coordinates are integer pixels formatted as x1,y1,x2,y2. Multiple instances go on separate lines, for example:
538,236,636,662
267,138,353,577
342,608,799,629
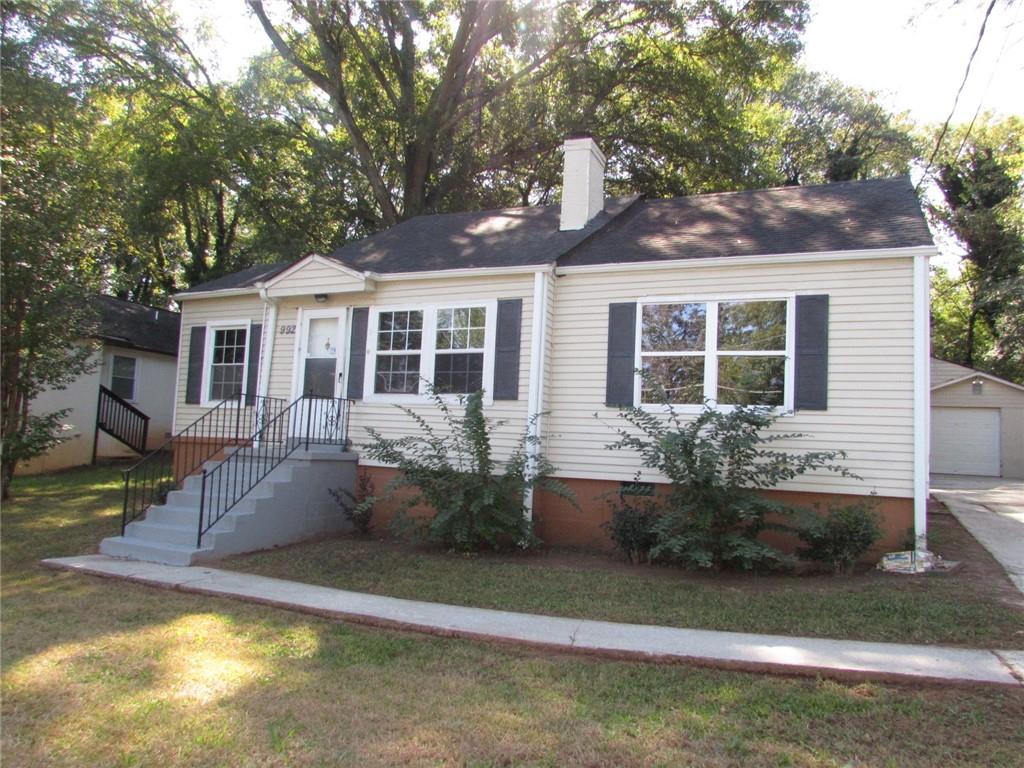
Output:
100,392,357,565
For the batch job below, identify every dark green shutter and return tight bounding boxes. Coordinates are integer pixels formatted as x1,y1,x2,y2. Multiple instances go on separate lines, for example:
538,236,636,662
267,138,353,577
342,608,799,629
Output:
185,326,206,404
244,324,262,404
493,299,523,400
605,302,637,407
795,295,829,410
347,308,369,399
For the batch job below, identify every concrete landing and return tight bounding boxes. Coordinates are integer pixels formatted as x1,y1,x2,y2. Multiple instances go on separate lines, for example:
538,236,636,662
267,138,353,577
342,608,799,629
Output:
42,555,1023,688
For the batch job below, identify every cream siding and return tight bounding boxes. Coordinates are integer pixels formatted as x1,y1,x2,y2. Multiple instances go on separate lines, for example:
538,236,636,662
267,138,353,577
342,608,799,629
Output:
175,275,537,464
547,257,917,497
266,259,370,297
173,294,266,432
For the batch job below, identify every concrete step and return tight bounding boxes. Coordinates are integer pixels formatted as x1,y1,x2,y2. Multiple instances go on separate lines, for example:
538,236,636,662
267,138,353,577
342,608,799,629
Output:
124,519,234,547
99,536,212,566
145,504,200,527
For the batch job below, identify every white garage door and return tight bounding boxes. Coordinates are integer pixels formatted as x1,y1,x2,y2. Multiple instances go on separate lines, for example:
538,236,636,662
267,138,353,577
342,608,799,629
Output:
931,407,1001,476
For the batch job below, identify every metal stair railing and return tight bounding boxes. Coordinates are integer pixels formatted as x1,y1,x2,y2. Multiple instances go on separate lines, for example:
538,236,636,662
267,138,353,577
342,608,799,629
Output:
95,385,150,457
196,395,351,547
120,393,287,535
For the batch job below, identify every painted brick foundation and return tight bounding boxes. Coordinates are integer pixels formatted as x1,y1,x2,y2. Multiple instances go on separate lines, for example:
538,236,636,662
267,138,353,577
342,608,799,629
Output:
357,466,914,557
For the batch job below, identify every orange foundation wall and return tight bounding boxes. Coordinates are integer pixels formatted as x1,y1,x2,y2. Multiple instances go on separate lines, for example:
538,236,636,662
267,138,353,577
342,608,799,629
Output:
358,466,913,556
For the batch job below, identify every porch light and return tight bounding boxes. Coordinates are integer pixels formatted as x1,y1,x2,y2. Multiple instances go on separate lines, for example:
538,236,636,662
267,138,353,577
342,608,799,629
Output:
972,378,983,395
314,293,328,303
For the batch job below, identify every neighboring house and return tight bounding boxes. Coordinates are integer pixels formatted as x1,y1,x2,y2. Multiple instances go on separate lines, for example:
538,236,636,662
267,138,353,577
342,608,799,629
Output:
930,358,1024,479
20,296,180,474
101,138,936,564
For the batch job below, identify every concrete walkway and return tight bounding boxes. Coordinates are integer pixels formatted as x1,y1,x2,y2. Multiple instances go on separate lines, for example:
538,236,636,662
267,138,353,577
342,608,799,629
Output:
931,474,1024,595
42,555,1023,688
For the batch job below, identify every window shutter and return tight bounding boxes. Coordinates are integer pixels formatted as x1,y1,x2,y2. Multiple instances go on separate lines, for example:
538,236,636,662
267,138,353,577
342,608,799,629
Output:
185,326,206,405
795,295,829,410
347,307,369,400
606,302,637,407
245,323,262,404
493,299,523,400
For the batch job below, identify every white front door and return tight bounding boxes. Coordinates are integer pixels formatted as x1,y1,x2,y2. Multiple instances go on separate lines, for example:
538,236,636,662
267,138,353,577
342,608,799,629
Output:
293,309,347,442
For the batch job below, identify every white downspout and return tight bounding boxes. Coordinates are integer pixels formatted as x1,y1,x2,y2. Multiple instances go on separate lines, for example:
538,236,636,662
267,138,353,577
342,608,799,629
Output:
912,251,932,548
257,288,278,400
523,269,550,520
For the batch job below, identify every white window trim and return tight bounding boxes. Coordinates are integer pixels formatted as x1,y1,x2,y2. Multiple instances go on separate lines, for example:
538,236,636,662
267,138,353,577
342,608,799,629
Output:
362,299,498,405
634,293,796,414
110,353,139,403
200,318,253,408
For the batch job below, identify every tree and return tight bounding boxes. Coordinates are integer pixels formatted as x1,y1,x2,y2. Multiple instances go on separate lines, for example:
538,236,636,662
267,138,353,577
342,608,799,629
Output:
248,0,808,224
765,68,916,186
0,13,103,498
926,116,1024,382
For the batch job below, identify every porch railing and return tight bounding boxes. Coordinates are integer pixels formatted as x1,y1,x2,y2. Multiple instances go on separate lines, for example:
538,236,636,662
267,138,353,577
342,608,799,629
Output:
95,385,150,457
120,393,287,534
196,395,351,547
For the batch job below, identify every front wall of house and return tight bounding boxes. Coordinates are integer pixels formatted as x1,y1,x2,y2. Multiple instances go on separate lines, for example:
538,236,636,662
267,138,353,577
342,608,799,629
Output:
546,256,917,498
175,274,537,462
173,295,267,432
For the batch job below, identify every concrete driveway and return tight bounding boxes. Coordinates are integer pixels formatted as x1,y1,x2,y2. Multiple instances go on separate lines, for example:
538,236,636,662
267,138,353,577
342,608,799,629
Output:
930,474,1024,595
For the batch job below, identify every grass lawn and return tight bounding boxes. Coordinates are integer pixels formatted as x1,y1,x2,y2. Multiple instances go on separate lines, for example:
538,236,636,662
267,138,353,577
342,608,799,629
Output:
2,466,1022,767
227,501,1024,649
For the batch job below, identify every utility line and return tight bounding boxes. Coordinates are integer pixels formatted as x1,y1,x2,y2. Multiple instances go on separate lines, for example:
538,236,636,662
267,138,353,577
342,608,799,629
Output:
916,0,1000,190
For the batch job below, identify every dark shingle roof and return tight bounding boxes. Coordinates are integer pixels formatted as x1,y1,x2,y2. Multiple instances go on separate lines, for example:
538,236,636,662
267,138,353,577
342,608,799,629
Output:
560,177,933,267
177,177,933,296
93,295,181,356
324,196,640,273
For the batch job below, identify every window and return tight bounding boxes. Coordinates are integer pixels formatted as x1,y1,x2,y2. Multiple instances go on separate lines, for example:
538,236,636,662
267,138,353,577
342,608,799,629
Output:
639,298,791,408
110,355,137,401
208,326,248,401
434,306,486,393
367,302,495,400
374,310,423,394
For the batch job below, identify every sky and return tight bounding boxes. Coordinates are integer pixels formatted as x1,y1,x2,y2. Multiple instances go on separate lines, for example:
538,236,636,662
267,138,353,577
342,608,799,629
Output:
175,0,1023,124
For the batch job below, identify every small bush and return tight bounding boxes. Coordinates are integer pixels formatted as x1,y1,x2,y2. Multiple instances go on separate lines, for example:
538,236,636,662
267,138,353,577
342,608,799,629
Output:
604,375,856,571
603,481,661,564
360,388,574,552
795,497,883,575
329,471,376,536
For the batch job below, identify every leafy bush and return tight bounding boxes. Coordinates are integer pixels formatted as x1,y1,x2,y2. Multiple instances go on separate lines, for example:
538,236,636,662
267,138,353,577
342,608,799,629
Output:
329,471,376,536
606,390,856,571
603,478,662,564
360,388,574,551
796,498,883,575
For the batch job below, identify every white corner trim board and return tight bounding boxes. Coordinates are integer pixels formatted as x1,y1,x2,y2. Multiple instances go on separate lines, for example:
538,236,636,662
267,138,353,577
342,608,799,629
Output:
523,270,550,519
913,250,930,545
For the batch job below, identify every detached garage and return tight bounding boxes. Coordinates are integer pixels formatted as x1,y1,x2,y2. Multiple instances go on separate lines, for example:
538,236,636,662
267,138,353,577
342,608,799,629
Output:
931,358,1024,478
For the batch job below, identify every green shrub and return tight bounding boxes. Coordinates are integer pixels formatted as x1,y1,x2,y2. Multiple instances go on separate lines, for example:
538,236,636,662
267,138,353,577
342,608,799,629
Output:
360,388,573,551
329,471,376,536
796,498,883,575
603,480,662,564
606,386,856,571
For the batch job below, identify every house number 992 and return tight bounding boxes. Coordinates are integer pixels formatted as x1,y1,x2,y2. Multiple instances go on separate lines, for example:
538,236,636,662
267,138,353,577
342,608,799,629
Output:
279,324,296,335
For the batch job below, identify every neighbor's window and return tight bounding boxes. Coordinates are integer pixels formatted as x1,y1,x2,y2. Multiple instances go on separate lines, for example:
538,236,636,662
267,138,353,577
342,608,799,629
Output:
433,306,486,394
110,355,137,401
208,327,247,401
374,310,423,394
640,299,789,407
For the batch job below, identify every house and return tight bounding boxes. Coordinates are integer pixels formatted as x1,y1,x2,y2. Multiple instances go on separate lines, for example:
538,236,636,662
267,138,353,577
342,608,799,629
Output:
20,296,180,474
930,358,1024,478
100,138,935,564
